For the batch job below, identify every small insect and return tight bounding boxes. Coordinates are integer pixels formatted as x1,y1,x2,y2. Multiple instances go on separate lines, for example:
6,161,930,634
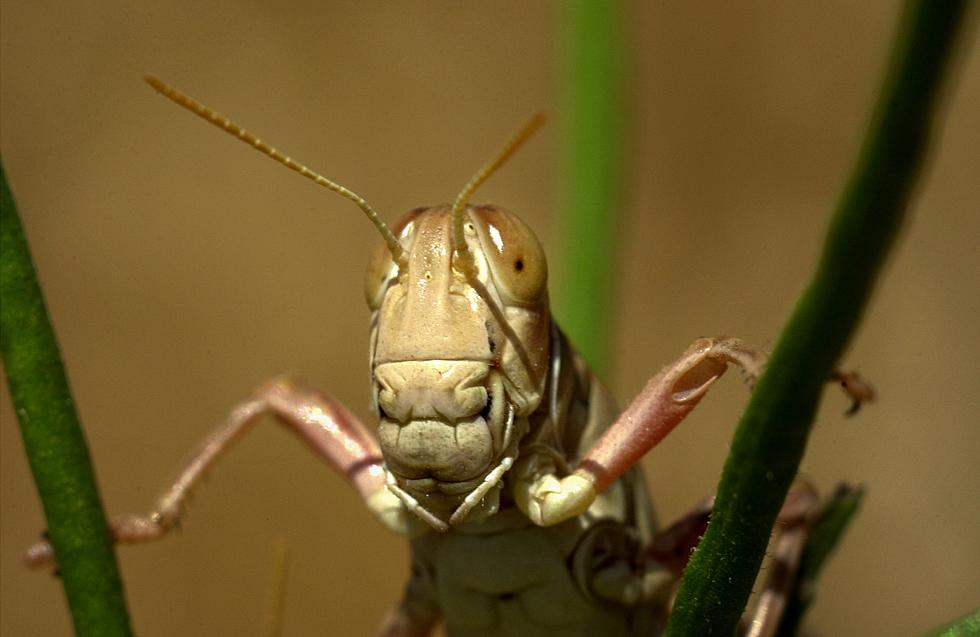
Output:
26,77,872,636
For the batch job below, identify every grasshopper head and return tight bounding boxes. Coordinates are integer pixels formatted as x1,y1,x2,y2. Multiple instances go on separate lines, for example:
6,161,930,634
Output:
365,204,550,528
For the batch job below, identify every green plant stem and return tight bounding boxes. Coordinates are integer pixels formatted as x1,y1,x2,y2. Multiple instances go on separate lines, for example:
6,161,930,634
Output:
921,608,980,637
556,0,626,378
665,2,969,635
1,162,133,636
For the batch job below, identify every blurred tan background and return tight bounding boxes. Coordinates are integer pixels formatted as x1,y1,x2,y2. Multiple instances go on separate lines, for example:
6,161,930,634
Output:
1,3,977,635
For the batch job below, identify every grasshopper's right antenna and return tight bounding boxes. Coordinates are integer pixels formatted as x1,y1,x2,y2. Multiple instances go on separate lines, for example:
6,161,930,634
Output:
144,75,407,270
451,112,546,279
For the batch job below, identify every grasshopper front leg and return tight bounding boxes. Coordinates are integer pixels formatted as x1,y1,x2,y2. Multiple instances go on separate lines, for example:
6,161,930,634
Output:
513,337,869,526
24,377,407,569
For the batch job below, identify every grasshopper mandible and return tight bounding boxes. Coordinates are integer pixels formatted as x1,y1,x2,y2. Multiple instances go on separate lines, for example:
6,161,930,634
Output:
25,77,874,636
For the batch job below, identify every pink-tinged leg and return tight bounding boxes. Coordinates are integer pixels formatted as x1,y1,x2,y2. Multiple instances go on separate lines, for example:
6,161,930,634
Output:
24,377,392,569
599,482,820,632
579,337,763,492
587,483,821,611
513,337,871,526
648,481,819,579
741,481,821,637
646,497,714,577
514,337,762,527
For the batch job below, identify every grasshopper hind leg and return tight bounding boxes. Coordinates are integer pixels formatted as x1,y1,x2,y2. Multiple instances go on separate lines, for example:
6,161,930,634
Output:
637,481,830,637
581,481,829,637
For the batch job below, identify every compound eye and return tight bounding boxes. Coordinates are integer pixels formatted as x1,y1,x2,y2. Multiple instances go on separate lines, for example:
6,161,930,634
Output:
469,206,547,306
364,207,425,309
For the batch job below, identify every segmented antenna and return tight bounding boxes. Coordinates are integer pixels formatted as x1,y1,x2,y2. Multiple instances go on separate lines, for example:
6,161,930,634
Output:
451,112,546,278
143,75,407,269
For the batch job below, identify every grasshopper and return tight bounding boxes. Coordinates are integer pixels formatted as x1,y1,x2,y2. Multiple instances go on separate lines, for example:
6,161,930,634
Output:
26,77,873,636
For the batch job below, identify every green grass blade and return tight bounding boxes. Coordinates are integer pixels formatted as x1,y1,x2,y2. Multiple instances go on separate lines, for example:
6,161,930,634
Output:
1,162,134,636
921,608,980,637
665,2,970,634
555,0,626,378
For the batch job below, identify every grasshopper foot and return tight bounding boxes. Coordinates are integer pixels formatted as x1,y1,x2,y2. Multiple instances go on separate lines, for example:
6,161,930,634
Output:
367,487,418,535
514,469,597,527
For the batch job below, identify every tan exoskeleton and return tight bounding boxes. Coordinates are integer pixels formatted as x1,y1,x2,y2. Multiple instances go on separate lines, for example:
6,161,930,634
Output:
25,77,875,637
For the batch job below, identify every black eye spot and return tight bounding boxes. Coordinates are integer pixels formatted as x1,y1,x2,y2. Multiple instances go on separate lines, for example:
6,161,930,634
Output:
514,258,524,272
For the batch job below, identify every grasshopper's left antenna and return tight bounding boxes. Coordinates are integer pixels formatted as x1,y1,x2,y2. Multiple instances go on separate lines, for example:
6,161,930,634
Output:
144,75,407,270
451,112,546,278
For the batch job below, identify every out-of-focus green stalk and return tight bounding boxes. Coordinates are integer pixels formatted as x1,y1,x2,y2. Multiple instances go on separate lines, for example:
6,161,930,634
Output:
0,162,133,636
665,2,969,635
555,0,626,378
921,608,980,637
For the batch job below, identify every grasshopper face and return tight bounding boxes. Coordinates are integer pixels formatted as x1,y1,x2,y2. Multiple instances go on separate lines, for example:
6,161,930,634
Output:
365,205,550,526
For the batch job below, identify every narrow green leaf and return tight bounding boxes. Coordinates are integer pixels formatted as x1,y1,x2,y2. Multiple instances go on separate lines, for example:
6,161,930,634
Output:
665,2,970,634
1,162,133,636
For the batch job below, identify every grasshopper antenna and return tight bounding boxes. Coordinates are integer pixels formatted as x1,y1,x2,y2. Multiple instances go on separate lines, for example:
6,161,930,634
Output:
144,75,407,270
451,112,546,278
